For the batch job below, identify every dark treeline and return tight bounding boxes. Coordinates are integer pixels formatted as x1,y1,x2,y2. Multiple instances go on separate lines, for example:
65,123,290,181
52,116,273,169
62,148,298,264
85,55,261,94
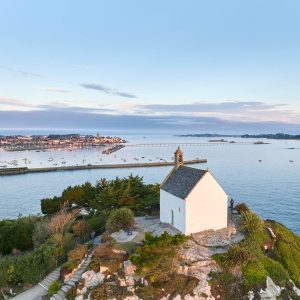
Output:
241,133,300,139
41,174,160,216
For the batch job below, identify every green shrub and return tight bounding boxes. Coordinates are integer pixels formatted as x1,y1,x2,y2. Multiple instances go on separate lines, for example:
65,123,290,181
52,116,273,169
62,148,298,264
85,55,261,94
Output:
87,213,107,233
0,240,57,287
72,220,90,237
48,280,60,297
241,211,263,235
32,219,50,248
235,203,249,214
106,208,135,233
68,244,87,262
263,220,300,287
41,197,62,215
242,263,268,287
87,242,94,250
62,233,76,252
64,260,78,270
130,232,186,283
0,216,39,255
101,232,116,247
223,244,253,268
262,257,289,286
210,271,248,299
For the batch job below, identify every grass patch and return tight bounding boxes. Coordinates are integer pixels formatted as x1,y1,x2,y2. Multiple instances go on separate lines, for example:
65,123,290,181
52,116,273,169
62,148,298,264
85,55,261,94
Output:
212,210,296,294
242,262,268,287
91,244,127,274
116,241,138,254
266,220,300,286
48,280,60,297
129,232,196,298
136,273,199,299
90,283,133,300
210,272,248,300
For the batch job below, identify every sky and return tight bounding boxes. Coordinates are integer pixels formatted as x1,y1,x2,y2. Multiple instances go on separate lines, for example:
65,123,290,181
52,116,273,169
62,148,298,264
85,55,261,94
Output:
1,0,300,133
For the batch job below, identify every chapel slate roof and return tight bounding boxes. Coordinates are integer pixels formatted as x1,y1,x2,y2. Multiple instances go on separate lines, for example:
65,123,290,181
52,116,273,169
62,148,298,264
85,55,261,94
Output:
161,166,207,199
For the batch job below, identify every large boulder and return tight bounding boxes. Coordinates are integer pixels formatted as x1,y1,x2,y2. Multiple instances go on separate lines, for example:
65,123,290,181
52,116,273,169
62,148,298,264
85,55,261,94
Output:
82,270,104,289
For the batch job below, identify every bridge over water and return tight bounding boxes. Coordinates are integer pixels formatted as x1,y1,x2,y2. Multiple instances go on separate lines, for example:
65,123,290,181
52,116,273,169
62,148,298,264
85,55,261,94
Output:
125,142,254,147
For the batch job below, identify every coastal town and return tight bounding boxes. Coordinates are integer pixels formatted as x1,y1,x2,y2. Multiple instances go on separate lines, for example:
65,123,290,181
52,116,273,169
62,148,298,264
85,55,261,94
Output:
0,134,126,151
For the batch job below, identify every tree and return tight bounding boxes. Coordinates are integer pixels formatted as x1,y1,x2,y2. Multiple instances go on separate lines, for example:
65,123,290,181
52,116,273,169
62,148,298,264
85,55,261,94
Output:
41,196,62,215
72,220,90,237
48,208,76,235
32,219,50,248
106,208,135,233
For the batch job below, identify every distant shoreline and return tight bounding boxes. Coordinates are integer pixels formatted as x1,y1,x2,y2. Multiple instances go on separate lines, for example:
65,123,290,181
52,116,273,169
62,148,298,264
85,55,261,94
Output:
176,133,300,140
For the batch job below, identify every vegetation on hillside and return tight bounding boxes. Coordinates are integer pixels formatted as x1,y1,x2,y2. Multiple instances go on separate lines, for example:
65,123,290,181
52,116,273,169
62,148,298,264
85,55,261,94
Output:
0,208,89,297
0,175,159,298
41,175,160,217
211,206,300,299
0,216,40,255
129,232,198,299
106,207,135,233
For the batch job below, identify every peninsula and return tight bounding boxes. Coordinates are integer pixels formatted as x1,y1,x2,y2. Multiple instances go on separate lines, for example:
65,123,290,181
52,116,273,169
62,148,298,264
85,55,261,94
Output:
0,134,126,151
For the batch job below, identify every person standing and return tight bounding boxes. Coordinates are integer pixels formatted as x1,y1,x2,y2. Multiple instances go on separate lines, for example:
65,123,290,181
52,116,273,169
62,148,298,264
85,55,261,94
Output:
230,198,234,212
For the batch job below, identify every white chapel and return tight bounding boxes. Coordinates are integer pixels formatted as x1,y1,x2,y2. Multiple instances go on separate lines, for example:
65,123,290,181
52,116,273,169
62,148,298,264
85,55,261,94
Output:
160,147,228,235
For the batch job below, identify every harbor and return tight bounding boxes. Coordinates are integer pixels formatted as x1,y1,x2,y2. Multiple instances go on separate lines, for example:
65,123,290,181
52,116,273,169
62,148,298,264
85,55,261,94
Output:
0,159,207,176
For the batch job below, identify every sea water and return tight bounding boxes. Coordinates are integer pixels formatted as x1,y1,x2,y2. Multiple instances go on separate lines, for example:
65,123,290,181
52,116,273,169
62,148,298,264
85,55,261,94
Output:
0,133,299,234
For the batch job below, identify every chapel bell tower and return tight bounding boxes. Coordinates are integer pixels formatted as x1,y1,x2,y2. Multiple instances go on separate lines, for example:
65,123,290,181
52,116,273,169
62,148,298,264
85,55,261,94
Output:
175,146,183,168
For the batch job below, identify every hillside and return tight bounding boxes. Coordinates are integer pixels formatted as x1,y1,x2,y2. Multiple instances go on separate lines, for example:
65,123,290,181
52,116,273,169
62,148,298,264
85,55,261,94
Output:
50,206,300,300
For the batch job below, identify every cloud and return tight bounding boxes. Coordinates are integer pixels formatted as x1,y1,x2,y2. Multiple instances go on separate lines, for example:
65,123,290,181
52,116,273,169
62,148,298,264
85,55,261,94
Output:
1,98,299,126
0,98,114,114
0,65,43,78
80,83,137,98
0,98,26,106
44,87,71,93
0,110,299,134
138,101,285,113
136,101,299,123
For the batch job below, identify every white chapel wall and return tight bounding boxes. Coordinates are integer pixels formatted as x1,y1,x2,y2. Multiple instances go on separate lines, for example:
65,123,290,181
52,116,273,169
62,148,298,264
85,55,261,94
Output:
160,189,186,233
185,172,228,234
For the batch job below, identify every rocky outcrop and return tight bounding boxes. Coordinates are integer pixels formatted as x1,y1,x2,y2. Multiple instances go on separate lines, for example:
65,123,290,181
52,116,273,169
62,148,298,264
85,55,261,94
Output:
124,260,139,287
175,215,244,300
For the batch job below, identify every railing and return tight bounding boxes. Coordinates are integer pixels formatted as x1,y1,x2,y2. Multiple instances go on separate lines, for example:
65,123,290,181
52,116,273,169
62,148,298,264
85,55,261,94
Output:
40,228,102,280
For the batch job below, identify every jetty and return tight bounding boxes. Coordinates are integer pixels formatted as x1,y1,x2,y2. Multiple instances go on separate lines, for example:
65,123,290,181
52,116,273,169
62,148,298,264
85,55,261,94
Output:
126,141,255,147
0,159,207,176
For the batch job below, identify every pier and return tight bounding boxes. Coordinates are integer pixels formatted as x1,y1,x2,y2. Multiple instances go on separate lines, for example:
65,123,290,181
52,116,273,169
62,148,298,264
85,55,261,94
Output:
0,159,207,176
126,142,254,147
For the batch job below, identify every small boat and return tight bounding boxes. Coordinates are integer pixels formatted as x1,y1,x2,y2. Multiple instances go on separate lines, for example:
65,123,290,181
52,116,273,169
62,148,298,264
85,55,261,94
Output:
259,160,262,162
289,160,294,163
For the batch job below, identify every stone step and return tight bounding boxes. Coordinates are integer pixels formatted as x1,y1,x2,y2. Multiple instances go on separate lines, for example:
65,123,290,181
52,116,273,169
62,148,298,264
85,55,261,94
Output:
65,280,76,287
47,274,60,280
57,290,66,297
49,271,60,276
43,276,58,282
38,282,48,290
61,285,71,293
41,278,54,286
50,294,64,300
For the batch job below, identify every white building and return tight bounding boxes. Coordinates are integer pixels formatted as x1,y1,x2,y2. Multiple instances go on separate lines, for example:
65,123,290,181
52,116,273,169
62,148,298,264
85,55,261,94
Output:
160,147,228,235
